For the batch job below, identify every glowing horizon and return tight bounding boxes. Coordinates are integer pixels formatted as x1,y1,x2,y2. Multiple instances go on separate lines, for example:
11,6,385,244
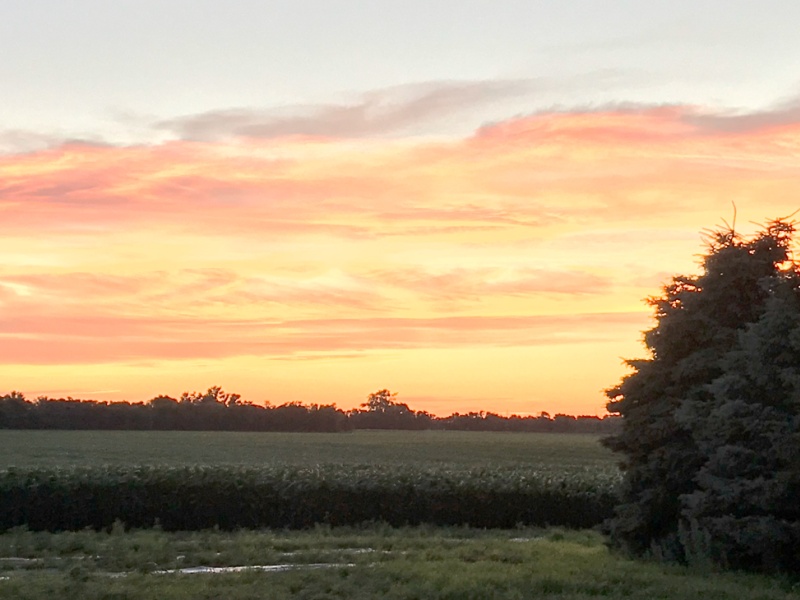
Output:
3,102,800,416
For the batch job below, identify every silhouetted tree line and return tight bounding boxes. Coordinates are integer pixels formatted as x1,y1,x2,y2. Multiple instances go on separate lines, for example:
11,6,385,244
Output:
0,387,619,433
604,217,800,575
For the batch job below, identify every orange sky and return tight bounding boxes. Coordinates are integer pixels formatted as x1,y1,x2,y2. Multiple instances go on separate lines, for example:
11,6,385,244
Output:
3,106,799,416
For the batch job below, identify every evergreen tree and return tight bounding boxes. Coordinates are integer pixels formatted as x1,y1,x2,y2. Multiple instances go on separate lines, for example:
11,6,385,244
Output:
678,283,800,572
603,218,800,572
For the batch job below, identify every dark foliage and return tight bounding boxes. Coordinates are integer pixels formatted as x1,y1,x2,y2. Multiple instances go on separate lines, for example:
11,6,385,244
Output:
0,387,620,433
0,465,616,532
603,218,800,574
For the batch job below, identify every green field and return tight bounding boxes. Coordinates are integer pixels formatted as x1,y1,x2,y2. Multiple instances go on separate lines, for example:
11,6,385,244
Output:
1,431,796,598
0,430,616,470
0,431,620,532
1,526,796,600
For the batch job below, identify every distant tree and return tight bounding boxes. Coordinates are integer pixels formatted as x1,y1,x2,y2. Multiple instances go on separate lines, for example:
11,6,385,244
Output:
149,395,179,409
0,391,32,428
148,395,181,430
0,386,619,434
352,390,423,429
179,386,240,406
603,218,800,574
362,389,399,412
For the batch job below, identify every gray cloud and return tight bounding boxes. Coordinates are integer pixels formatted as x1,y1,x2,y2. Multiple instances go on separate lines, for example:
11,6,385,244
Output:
0,130,64,154
0,129,112,155
681,95,800,134
156,79,540,141
476,90,800,137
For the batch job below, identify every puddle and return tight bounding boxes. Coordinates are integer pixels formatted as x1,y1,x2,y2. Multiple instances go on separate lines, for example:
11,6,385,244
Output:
280,548,387,557
1,551,375,579
0,558,42,566
153,562,357,575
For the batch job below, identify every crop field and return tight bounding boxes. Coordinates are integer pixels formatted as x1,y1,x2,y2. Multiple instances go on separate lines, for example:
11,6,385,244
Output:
0,430,616,470
0,431,620,532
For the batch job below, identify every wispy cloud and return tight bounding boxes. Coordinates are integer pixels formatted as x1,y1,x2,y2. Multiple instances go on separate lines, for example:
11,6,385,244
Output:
680,94,800,134
0,130,111,155
0,311,646,365
156,79,539,141
372,267,612,302
5,101,800,238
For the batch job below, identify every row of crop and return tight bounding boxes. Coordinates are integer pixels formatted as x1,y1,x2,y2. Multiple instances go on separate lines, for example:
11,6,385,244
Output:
0,465,621,531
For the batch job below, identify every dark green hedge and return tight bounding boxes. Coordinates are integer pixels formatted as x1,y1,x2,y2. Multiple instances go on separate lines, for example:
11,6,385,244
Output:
0,465,619,531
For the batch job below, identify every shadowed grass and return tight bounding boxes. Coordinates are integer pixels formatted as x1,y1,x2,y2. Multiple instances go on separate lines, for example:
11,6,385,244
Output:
0,430,615,469
0,526,796,600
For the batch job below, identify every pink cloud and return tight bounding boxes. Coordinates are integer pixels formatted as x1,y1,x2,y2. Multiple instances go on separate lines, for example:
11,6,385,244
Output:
0,311,647,365
4,104,800,243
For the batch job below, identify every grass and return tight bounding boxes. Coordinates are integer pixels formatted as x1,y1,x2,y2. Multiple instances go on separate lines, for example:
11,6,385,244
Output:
0,430,616,469
0,525,796,600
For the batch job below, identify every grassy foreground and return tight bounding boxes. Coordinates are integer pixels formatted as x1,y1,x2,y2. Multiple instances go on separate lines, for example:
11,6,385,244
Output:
0,525,796,600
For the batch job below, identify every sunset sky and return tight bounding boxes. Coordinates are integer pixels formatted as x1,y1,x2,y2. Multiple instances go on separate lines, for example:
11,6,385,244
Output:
2,2,800,416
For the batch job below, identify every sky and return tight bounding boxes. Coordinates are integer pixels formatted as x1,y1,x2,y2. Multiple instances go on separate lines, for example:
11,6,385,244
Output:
2,1,800,416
